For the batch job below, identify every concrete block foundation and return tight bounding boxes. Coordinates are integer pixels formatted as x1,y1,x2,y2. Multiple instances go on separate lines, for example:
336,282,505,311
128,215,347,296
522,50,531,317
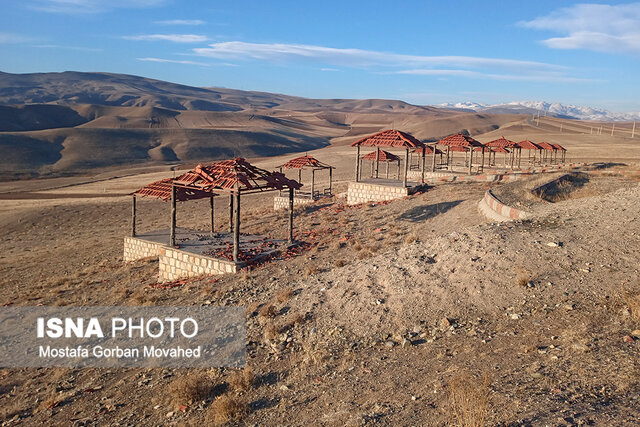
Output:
347,180,426,205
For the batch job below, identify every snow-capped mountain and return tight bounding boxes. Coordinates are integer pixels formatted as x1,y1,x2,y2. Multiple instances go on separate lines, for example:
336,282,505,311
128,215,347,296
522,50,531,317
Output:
437,101,640,122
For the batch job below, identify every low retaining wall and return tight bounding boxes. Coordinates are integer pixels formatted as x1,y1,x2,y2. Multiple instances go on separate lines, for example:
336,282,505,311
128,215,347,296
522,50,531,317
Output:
158,247,239,282
409,162,587,184
479,189,532,221
347,181,413,205
123,236,164,262
273,195,314,210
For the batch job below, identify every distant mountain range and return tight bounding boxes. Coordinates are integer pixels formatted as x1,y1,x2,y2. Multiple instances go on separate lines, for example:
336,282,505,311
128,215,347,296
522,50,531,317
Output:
438,101,640,122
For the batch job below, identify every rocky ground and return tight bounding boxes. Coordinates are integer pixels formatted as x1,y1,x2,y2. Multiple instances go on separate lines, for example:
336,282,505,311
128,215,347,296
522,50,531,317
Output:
0,164,639,426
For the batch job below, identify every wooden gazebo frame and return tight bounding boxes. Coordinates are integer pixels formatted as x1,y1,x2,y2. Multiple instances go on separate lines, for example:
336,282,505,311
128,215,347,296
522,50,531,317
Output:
361,150,401,179
132,158,302,263
351,129,425,186
485,136,518,169
434,134,486,175
515,140,543,167
278,155,334,199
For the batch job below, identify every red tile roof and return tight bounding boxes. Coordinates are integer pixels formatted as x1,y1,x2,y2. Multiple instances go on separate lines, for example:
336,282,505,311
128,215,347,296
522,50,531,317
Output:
551,143,566,151
437,133,484,147
135,157,302,201
515,140,542,150
488,147,510,153
412,146,444,155
279,155,333,169
362,150,401,161
352,129,424,148
485,136,516,148
537,142,555,150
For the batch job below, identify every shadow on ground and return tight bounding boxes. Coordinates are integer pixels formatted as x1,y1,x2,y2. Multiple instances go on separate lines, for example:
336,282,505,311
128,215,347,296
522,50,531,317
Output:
398,200,463,222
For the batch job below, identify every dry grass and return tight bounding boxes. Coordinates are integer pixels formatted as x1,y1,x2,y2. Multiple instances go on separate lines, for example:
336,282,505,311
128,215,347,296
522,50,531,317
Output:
258,303,277,319
263,322,280,341
227,367,254,392
169,372,212,404
303,265,320,277
447,371,491,427
276,287,294,303
334,259,347,267
206,394,246,425
515,268,532,287
622,288,640,322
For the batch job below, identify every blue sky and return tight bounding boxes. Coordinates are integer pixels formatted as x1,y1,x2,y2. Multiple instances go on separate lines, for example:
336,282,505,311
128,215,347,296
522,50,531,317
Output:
1,0,639,111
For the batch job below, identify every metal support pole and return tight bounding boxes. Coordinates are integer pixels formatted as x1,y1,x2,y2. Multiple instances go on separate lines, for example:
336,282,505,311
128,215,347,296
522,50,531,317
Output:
209,196,214,235
229,193,233,232
421,147,426,183
403,148,409,187
288,187,294,243
432,144,437,172
169,185,176,247
232,189,240,263
354,145,361,182
131,195,137,237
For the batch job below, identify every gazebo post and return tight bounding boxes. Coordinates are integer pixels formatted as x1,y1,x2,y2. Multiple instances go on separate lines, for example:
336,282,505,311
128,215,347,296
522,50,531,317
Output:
209,196,214,235
298,169,302,186
329,167,333,195
354,145,361,182
232,188,240,263
288,187,294,243
403,148,409,187
518,148,522,168
468,147,473,175
432,144,437,172
481,147,485,173
375,147,380,178
311,169,315,199
229,194,234,232
131,194,137,237
446,146,450,170
169,184,176,247
421,147,426,183
386,161,389,178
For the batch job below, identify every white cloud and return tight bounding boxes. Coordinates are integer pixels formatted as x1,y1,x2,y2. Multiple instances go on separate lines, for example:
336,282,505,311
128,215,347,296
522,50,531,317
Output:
192,41,565,72
30,0,165,14
34,44,102,52
137,57,210,66
392,69,598,83
0,33,34,43
521,3,640,55
124,34,208,43
155,19,205,26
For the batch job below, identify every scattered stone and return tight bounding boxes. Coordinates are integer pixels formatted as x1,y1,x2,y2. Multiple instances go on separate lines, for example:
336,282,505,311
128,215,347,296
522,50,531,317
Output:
280,385,290,391
546,242,558,247
631,330,640,338
384,340,396,348
166,411,174,418
440,317,452,329
510,313,521,320
623,335,635,343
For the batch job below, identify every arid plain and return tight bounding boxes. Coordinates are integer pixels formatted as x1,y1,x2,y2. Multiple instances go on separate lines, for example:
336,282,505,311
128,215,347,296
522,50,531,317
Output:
1,73,640,425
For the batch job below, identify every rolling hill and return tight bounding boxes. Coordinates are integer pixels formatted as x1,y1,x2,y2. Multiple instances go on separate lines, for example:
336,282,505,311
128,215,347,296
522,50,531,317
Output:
0,71,523,178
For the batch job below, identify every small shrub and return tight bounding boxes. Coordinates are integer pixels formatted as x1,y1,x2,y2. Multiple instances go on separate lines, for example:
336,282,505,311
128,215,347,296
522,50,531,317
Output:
447,371,491,427
515,268,532,287
276,287,294,303
334,259,347,267
622,288,640,322
258,304,277,318
206,394,246,425
263,322,280,341
227,367,254,392
304,265,320,277
169,373,212,404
